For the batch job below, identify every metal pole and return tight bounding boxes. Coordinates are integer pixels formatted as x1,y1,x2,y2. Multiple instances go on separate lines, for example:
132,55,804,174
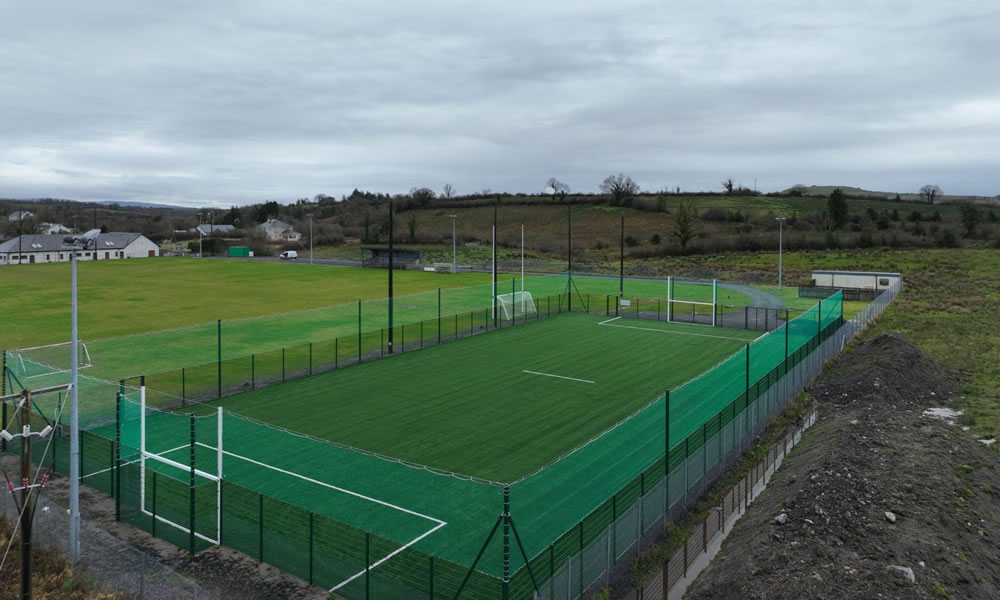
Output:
620,211,624,298
388,201,394,354
449,215,457,273
309,214,314,265
776,217,785,290
567,204,572,312
502,485,511,600
69,249,80,563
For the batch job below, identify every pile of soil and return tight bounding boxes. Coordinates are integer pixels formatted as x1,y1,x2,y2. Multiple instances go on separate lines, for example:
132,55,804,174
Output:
686,333,1000,600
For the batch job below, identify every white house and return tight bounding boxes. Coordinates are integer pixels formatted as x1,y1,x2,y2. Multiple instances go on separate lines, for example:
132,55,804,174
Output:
39,222,72,235
8,210,34,222
0,233,160,265
258,218,301,241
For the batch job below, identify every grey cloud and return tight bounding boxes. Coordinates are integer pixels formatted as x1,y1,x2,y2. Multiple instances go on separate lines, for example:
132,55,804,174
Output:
1,0,997,206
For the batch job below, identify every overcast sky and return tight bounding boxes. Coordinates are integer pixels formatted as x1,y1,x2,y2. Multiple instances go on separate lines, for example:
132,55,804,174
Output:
1,1,997,207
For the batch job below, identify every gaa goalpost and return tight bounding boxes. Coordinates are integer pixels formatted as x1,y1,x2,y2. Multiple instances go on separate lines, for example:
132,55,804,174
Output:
137,386,222,546
665,276,719,327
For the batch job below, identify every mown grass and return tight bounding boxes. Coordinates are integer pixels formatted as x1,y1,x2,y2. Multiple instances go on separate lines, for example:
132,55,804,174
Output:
625,248,1000,443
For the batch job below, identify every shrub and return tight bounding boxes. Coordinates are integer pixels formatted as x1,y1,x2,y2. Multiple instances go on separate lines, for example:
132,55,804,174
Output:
649,233,661,245
625,235,639,247
937,228,960,248
700,207,729,222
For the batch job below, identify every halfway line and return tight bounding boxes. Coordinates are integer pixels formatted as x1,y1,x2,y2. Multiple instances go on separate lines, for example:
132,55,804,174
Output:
522,370,595,384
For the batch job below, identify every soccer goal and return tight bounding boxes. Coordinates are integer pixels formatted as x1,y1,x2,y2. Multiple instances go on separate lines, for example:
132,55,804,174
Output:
497,291,537,320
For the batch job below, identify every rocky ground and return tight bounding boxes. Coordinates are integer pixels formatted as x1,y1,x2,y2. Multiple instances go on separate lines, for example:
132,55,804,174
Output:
686,332,1000,600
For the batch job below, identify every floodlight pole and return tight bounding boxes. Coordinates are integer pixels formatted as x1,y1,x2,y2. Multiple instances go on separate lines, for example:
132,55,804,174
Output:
198,230,203,258
775,217,786,290
307,213,314,265
448,215,457,274
619,210,625,297
69,247,81,563
388,201,394,353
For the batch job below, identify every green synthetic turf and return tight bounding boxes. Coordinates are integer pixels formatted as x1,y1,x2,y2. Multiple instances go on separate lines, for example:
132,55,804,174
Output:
192,312,758,481
82,296,841,586
99,313,756,578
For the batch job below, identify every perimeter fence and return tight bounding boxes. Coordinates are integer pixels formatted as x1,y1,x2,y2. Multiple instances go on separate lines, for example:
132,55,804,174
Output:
5,273,729,428
0,280,900,600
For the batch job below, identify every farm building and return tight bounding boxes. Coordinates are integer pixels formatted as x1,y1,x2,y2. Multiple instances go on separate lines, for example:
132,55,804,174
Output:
811,270,901,290
800,270,902,301
0,233,160,265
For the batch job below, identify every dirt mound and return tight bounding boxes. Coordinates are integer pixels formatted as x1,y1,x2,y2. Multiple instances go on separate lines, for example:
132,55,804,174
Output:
685,333,1000,600
810,332,962,408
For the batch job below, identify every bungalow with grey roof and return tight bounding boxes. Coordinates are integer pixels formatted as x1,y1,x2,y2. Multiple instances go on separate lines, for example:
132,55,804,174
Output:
0,233,159,265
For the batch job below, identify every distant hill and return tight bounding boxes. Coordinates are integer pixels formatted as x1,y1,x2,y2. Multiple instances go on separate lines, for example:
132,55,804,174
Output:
783,185,997,205
0,197,191,210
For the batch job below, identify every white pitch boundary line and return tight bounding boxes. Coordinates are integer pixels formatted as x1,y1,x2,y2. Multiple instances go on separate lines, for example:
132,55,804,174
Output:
189,442,448,594
598,318,757,343
522,370,595,384
329,521,448,593
82,443,189,479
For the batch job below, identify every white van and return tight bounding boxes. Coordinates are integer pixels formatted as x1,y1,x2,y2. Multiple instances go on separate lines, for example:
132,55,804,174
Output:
279,250,298,260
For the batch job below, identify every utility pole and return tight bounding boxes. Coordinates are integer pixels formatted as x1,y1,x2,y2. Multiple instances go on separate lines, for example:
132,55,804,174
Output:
1,387,61,600
775,217,786,290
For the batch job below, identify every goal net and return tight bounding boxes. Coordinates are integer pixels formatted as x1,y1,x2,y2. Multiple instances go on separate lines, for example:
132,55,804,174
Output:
497,291,537,320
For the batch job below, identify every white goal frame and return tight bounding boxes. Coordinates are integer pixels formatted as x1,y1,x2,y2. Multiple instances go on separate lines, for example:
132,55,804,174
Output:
497,291,537,320
139,386,222,545
666,276,719,327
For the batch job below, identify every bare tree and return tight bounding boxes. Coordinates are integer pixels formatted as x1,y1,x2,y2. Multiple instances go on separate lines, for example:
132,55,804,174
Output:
920,184,942,204
721,178,735,194
545,177,570,198
442,184,455,199
600,173,639,206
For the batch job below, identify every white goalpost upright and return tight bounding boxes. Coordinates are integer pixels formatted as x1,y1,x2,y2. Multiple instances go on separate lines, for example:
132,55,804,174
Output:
138,385,223,545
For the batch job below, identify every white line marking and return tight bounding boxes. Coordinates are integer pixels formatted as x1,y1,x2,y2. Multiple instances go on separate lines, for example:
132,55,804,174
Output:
193,442,445,525
187,442,447,593
598,321,755,342
522,370,595,384
598,316,622,325
329,521,448,593
140,509,219,545
82,444,190,479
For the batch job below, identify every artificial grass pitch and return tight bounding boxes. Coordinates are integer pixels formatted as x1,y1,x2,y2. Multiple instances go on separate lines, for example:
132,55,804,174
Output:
199,312,758,483
118,311,761,582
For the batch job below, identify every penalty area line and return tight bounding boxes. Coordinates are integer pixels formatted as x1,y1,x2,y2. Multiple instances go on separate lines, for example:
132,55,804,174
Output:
522,370,595,384
598,320,756,342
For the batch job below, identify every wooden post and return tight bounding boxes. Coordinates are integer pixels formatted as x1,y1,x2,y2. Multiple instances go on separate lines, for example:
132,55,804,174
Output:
19,390,34,600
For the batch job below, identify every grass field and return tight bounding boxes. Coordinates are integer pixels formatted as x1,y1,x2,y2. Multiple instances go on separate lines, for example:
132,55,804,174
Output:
98,311,762,581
